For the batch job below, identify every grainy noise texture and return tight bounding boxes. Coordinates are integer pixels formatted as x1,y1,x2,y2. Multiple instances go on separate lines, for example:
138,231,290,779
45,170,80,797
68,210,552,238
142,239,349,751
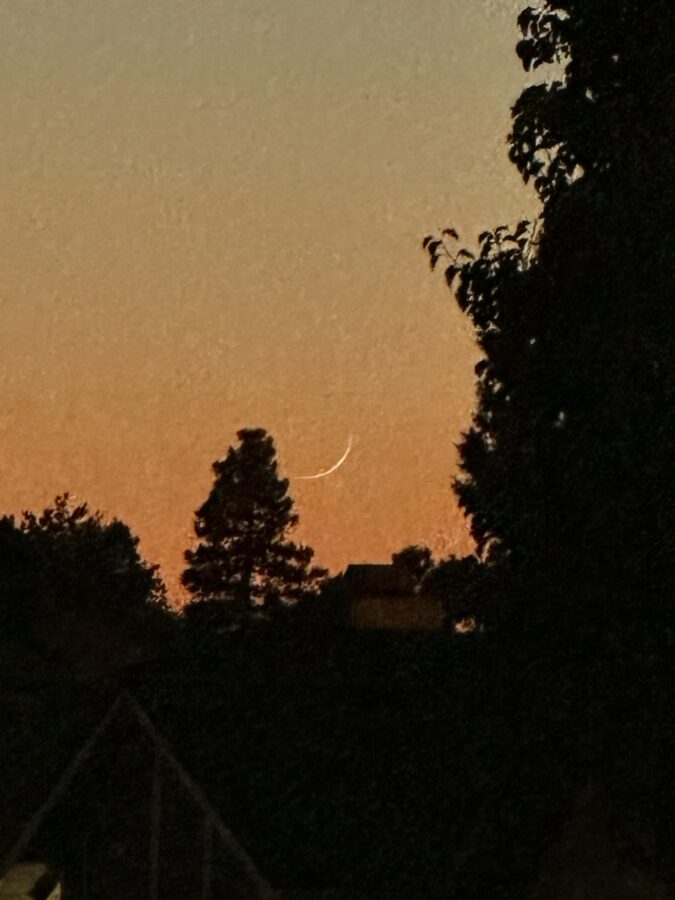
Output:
0,0,537,600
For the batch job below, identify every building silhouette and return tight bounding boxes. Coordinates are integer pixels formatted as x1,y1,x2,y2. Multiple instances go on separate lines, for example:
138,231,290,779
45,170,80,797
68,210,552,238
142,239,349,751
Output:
0,693,274,900
332,564,444,631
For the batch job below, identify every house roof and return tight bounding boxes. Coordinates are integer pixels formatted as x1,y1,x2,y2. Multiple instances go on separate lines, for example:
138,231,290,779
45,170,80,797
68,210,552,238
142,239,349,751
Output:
0,862,60,899
340,564,416,596
1,692,274,900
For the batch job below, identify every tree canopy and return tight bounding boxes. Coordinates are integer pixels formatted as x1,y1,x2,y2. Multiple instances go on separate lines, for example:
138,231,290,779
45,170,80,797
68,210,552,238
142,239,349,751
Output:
391,544,434,585
18,493,165,611
425,0,675,640
0,494,167,674
420,555,493,630
422,0,675,884
182,428,327,625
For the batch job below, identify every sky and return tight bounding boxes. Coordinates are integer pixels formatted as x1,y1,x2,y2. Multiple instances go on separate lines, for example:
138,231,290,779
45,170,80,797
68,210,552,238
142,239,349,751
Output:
0,0,538,601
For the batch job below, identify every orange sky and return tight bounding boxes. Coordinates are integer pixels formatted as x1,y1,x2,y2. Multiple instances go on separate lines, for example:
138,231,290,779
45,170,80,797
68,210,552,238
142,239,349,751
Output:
0,0,538,601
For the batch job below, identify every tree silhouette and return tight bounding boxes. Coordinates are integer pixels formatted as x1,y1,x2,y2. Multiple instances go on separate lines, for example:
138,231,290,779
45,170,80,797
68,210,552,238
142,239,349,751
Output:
420,555,493,630
423,0,675,886
391,544,434,585
182,428,327,624
19,493,165,613
0,494,167,674
425,0,675,640
0,515,47,644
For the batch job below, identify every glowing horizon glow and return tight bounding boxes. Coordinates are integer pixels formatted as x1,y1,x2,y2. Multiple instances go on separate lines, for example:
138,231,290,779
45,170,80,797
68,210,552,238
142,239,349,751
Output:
292,434,354,481
0,0,537,598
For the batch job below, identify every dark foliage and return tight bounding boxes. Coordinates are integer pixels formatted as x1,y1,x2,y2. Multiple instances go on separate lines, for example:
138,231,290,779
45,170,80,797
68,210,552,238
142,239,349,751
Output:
0,515,47,642
420,555,496,629
423,0,675,890
19,493,166,613
391,544,434,584
426,1,675,619
0,494,167,674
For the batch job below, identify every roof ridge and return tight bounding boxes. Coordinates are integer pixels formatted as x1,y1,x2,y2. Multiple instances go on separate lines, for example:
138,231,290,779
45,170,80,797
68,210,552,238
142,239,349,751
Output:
1,691,274,898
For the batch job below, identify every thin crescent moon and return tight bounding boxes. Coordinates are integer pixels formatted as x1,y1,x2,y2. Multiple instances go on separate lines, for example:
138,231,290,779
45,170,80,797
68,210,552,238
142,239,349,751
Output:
292,435,353,480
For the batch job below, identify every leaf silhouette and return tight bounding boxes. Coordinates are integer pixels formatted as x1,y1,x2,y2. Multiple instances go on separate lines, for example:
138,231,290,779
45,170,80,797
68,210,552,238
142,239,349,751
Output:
445,266,459,287
517,6,536,34
457,249,476,261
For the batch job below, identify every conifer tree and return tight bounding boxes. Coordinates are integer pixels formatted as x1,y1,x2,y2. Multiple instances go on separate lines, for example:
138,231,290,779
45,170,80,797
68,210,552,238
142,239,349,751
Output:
182,428,326,621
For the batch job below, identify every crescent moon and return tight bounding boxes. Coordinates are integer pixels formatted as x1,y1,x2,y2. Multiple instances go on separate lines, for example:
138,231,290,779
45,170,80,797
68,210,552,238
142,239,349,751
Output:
292,435,353,481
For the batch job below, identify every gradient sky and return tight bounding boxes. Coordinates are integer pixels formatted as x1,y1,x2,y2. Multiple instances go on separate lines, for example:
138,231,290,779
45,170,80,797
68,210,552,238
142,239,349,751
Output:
0,0,538,601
